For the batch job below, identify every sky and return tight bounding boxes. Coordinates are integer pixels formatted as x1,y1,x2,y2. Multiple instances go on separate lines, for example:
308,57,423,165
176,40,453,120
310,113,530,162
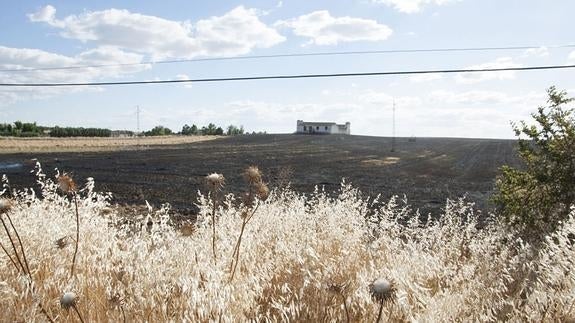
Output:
1,0,574,138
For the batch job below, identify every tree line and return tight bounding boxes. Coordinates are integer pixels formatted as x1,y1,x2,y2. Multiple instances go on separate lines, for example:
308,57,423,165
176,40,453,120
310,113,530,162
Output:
0,121,258,137
0,122,112,137
0,121,116,137
146,123,253,136
0,121,45,137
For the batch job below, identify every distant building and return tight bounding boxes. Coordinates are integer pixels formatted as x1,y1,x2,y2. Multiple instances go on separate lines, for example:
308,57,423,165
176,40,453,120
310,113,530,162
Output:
111,130,135,137
296,120,350,135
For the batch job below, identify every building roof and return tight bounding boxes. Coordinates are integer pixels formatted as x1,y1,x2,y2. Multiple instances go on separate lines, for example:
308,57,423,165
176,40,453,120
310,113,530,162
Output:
299,121,337,126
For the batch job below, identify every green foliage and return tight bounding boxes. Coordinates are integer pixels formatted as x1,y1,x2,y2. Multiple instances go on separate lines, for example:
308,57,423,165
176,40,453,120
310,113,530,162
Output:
50,126,112,137
0,121,42,137
226,124,244,136
494,86,575,237
201,123,223,135
181,124,198,135
144,125,173,136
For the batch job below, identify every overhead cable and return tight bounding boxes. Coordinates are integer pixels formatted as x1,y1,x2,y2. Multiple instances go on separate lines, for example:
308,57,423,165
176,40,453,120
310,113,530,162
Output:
1,64,574,87
0,44,573,73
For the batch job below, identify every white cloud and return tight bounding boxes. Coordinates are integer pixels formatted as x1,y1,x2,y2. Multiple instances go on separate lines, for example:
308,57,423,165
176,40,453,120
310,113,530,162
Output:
0,45,149,105
28,5,285,59
455,57,522,84
568,50,575,63
27,5,57,23
359,90,422,107
276,10,392,45
175,74,193,88
429,90,520,106
371,0,460,14
522,46,549,58
409,73,443,83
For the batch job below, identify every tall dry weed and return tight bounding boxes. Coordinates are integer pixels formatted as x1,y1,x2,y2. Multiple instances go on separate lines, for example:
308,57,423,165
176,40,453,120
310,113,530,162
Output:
0,165,573,321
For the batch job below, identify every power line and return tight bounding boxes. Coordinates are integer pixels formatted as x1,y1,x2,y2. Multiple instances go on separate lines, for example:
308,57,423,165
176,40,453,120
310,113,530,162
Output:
1,44,574,73
1,64,574,87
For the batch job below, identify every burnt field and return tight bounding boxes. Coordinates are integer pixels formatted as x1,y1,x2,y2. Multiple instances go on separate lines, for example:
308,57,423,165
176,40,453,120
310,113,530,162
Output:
0,134,521,216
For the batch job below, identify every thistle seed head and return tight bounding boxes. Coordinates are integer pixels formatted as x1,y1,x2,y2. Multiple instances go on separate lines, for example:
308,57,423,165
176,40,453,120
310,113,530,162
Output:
58,175,77,193
205,173,225,192
369,278,396,303
256,183,270,201
108,292,125,308
179,223,196,237
0,198,12,213
60,292,77,309
327,281,348,294
55,236,69,249
243,166,262,184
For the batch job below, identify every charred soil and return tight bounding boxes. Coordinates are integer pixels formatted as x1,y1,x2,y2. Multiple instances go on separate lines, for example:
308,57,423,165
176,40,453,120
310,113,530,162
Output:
1,134,520,217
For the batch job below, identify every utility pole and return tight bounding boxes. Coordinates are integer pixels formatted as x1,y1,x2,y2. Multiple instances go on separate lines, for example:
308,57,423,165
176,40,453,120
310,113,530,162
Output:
391,99,396,152
136,105,141,149
136,105,140,135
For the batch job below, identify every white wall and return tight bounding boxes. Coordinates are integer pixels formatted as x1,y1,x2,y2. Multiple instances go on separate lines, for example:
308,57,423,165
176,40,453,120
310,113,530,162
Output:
296,120,350,134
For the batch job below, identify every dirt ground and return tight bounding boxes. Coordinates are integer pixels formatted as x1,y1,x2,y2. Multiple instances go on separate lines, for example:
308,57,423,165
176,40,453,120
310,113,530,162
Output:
0,134,521,217
0,135,219,153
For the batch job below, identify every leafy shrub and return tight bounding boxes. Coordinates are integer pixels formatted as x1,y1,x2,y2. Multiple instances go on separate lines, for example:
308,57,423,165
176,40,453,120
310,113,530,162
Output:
50,126,112,137
181,124,198,135
144,125,173,136
200,123,224,135
493,87,575,238
226,125,244,136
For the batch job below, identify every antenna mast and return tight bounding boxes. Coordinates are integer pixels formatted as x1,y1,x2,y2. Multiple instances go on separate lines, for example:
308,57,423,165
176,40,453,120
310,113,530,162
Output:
136,105,140,134
391,99,396,152
136,105,141,149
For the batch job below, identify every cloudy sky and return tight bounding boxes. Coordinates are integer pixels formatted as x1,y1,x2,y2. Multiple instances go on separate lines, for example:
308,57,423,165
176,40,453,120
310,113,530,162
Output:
1,0,574,138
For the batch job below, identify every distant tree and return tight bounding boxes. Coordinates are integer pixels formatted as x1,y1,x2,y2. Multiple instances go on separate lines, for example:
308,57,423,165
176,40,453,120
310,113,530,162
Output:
49,126,111,137
201,123,218,135
493,86,575,238
226,125,245,136
181,124,192,135
0,121,42,137
215,127,224,135
21,122,37,133
0,123,13,136
181,124,199,135
144,125,173,136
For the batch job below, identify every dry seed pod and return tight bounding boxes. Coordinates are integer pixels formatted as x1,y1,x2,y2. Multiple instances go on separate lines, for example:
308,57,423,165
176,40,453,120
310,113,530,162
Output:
369,278,396,303
256,182,270,201
0,198,12,213
180,223,196,237
58,175,77,193
55,236,69,249
243,166,262,184
205,173,225,192
60,292,77,310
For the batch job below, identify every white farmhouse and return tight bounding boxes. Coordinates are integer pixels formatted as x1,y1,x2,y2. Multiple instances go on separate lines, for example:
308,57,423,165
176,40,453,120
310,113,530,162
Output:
296,120,350,135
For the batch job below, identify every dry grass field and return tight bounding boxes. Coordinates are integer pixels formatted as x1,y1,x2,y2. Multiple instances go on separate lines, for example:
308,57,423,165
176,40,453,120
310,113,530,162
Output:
0,135,220,153
0,166,573,321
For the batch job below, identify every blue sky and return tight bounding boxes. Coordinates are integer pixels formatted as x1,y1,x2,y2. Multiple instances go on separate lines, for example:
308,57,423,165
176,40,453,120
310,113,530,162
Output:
1,0,574,138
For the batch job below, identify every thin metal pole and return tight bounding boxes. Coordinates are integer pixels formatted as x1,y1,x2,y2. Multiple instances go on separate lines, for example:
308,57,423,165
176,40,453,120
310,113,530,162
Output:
136,105,140,150
391,99,396,152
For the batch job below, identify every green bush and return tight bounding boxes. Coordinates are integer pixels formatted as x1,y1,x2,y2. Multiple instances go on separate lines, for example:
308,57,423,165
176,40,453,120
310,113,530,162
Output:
493,86,575,238
50,126,112,137
144,125,173,136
